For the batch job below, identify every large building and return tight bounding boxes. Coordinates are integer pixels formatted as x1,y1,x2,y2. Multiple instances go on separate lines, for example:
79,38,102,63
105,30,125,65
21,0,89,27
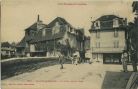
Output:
89,15,127,63
16,15,87,57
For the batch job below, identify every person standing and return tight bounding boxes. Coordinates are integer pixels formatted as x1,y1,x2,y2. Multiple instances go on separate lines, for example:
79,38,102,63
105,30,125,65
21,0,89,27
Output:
130,47,137,72
121,50,128,72
79,50,86,63
68,55,74,64
73,51,80,65
58,51,64,69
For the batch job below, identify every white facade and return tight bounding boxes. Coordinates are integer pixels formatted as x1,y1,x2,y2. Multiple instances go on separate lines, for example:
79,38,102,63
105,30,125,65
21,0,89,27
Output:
90,15,127,63
91,30,126,52
90,30,126,62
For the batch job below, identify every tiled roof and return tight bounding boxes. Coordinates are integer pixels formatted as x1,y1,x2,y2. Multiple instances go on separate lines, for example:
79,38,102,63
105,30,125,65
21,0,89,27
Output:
16,37,26,47
25,21,47,31
19,17,75,44
91,15,125,30
25,23,37,31
29,17,75,43
96,15,122,21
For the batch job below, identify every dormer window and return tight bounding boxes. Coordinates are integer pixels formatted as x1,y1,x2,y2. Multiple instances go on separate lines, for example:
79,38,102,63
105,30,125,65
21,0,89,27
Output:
55,22,59,26
52,22,60,34
94,21,100,29
113,18,119,28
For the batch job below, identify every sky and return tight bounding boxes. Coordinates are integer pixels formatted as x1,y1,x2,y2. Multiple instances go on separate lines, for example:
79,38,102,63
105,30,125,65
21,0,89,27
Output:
1,0,134,43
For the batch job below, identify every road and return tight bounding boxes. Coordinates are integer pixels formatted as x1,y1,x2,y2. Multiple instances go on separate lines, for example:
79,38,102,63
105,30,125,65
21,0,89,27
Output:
2,61,136,89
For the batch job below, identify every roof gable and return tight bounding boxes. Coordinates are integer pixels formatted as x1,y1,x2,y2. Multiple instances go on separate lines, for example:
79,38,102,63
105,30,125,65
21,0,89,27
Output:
47,17,73,28
96,15,122,21
25,23,37,31
25,21,46,31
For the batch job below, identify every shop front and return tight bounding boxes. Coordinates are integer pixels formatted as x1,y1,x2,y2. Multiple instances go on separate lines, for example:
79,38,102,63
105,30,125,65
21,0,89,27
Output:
103,53,121,64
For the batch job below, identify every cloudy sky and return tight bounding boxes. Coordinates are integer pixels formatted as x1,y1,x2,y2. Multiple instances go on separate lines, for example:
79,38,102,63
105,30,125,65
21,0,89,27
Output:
1,0,134,43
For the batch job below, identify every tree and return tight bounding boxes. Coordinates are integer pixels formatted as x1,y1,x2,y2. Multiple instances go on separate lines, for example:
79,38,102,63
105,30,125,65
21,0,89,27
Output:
128,22,137,72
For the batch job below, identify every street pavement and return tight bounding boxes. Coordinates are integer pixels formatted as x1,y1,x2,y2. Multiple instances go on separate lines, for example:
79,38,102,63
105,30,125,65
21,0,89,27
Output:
2,62,137,89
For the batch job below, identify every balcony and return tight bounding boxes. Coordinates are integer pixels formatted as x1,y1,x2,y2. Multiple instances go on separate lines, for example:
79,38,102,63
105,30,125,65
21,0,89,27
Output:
92,47,124,53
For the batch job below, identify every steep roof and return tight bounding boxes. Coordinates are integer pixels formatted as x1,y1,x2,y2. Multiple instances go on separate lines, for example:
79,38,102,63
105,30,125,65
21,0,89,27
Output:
25,21,47,31
89,15,126,32
95,15,122,21
29,17,75,43
47,17,73,28
16,36,26,47
25,23,37,31
20,17,76,44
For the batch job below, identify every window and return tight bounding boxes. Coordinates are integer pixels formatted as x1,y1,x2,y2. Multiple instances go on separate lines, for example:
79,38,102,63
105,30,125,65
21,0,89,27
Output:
113,19,119,27
52,22,60,34
26,42,29,47
114,41,119,48
96,22,98,27
94,21,100,29
96,31,100,38
42,29,46,36
70,28,72,32
96,42,100,48
30,44,35,52
114,30,118,37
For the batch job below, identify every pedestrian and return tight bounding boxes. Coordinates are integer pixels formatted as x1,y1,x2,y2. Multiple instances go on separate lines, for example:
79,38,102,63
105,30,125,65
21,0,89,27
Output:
85,50,92,64
68,55,74,64
130,49,137,72
121,50,128,72
73,51,79,65
58,51,64,69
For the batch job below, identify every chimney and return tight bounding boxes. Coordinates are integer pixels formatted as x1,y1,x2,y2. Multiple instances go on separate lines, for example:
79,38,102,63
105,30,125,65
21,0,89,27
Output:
124,18,127,26
37,14,40,22
37,14,42,30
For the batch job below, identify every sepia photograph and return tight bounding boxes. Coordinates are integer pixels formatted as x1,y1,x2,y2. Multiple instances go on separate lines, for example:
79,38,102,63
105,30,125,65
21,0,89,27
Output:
1,0,138,89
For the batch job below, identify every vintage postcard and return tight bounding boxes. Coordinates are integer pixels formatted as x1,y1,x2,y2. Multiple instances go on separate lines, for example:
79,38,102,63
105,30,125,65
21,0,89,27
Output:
1,0,138,89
